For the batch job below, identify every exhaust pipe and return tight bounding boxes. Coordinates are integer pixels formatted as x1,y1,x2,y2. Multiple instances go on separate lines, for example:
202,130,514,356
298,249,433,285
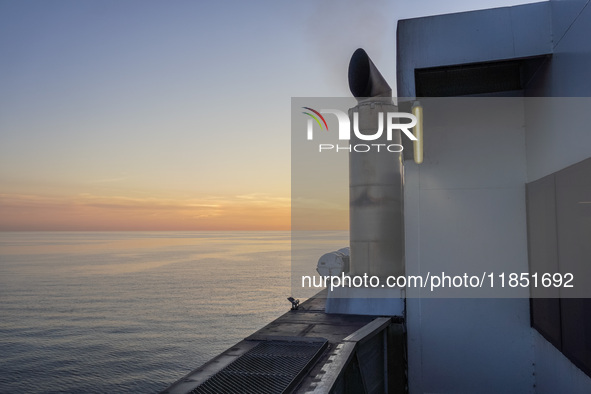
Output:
348,49,405,279
325,49,405,316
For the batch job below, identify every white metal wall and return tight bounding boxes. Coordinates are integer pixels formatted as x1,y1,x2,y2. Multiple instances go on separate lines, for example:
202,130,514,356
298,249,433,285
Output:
524,1,591,392
404,98,534,393
398,2,591,392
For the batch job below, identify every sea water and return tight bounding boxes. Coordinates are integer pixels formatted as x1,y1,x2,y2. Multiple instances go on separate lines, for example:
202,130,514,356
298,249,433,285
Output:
0,231,306,393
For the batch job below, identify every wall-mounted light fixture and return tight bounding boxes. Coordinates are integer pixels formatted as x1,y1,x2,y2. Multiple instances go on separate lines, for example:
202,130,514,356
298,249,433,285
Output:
412,101,423,164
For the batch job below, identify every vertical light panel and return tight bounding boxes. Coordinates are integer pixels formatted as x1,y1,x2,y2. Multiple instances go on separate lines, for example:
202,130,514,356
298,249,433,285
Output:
412,101,423,164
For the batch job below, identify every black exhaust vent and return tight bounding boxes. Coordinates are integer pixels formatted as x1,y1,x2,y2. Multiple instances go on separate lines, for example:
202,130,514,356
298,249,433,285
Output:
415,55,549,96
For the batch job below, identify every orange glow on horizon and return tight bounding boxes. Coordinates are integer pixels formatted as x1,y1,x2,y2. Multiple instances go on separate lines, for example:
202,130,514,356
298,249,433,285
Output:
0,193,292,231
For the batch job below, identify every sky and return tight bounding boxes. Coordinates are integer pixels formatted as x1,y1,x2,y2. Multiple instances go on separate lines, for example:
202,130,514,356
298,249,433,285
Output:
0,0,542,231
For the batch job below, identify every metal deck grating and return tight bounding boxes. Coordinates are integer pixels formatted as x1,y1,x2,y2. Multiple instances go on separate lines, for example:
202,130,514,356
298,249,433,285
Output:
189,340,327,394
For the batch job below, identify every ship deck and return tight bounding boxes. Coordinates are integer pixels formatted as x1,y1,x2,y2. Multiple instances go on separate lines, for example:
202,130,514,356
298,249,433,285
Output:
161,291,405,393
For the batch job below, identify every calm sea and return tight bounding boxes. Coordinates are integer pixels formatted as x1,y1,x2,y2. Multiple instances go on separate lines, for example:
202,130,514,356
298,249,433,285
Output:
0,231,318,393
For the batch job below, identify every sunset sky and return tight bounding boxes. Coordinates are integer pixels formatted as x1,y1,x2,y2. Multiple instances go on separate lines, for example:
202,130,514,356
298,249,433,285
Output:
0,0,539,230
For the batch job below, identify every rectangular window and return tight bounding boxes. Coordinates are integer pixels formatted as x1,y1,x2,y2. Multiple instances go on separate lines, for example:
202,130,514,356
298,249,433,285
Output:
526,157,591,377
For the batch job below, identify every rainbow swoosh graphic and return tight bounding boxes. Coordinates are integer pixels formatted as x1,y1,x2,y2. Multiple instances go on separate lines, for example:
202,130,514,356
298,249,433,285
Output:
302,107,328,131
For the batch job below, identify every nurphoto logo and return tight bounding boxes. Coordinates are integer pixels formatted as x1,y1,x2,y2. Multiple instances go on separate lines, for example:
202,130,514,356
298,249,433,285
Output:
302,107,418,153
